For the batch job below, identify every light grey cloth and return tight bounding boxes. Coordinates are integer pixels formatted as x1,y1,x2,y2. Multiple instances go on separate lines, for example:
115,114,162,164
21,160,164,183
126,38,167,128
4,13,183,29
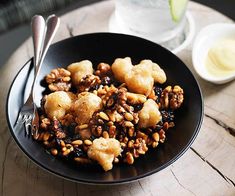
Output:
0,0,76,33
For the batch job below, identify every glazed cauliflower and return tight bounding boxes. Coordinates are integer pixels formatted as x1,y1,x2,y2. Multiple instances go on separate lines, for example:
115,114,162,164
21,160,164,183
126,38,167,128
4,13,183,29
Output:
44,91,75,120
125,62,154,96
73,92,102,125
140,60,166,84
67,60,93,86
87,138,122,171
111,57,133,83
138,99,162,128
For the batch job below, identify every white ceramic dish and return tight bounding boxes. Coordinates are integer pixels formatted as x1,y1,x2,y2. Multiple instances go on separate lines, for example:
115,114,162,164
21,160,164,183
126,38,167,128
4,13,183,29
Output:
192,23,235,84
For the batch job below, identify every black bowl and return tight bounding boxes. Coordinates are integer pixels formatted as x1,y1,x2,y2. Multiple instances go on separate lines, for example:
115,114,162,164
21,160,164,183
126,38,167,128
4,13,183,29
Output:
6,33,203,184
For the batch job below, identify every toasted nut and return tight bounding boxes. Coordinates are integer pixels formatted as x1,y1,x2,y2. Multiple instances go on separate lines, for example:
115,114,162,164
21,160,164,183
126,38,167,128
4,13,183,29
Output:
96,126,103,136
109,125,116,138
143,145,148,152
65,144,73,151
115,112,123,122
40,118,51,129
84,139,92,146
120,142,126,148
65,144,72,147
163,122,169,130
124,113,134,121
51,148,58,156
123,137,129,144
126,92,147,104
104,85,109,91
137,131,148,142
132,113,139,124
152,132,160,142
117,106,126,114
71,140,83,145
128,140,134,148
62,147,67,152
62,149,71,156
99,112,109,121
63,76,71,82
132,149,139,158
60,140,65,147
169,122,175,128
107,98,114,107
128,127,135,137
97,88,106,95
107,111,116,122
147,139,153,146
43,141,49,146
159,129,166,143
126,152,134,164
38,132,44,141
152,141,158,148
124,121,134,127
102,131,109,139
74,157,92,164
78,124,89,130
137,148,146,155
107,121,114,126
98,119,104,124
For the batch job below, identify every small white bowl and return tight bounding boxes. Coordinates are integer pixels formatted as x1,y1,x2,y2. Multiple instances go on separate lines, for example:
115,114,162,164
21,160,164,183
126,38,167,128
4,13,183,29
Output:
192,23,235,84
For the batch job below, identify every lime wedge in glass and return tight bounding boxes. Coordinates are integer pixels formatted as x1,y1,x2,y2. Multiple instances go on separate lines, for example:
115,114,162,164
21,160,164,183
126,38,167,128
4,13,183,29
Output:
169,0,188,22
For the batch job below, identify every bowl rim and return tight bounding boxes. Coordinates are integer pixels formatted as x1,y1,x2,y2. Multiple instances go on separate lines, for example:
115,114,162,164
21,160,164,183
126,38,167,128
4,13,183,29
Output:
6,32,204,184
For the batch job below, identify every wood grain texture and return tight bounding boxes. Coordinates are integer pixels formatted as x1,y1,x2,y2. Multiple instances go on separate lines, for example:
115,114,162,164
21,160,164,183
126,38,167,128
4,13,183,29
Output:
0,1,235,195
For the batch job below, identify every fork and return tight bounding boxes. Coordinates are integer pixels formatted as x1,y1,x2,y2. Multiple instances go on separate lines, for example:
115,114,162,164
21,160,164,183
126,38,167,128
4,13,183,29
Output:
14,15,60,137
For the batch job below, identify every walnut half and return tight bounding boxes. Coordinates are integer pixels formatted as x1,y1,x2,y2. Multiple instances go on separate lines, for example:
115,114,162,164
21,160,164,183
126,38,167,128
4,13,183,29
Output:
160,85,184,110
45,68,71,92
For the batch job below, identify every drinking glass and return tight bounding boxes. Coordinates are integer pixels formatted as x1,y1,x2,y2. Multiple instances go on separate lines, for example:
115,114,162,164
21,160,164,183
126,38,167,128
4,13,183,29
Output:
110,0,189,50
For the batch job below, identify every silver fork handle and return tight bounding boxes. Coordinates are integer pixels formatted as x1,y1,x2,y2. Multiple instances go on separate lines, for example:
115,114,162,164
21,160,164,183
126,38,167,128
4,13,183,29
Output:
31,15,60,99
37,15,60,73
32,15,45,72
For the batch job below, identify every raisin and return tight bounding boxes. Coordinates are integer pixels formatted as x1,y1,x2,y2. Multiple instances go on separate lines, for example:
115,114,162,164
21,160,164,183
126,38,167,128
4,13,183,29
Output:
161,110,174,122
73,147,86,157
134,104,143,111
72,134,82,140
101,76,112,86
64,138,72,144
89,135,96,141
154,86,162,103
90,83,100,91
65,123,76,137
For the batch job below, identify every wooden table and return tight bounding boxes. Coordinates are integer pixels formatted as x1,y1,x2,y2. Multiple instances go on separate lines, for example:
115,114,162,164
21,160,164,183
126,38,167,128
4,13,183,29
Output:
1,1,235,195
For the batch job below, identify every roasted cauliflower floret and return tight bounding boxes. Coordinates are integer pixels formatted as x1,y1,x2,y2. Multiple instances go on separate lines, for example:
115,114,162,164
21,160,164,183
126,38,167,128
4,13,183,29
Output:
87,138,122,171
125,62,154,96
140,60,166,84
67,60,93,86
111,58,166,95
111,57,133,83
138,99,162,128
73,92,102,125
44,91,74,120
152,62,167,84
